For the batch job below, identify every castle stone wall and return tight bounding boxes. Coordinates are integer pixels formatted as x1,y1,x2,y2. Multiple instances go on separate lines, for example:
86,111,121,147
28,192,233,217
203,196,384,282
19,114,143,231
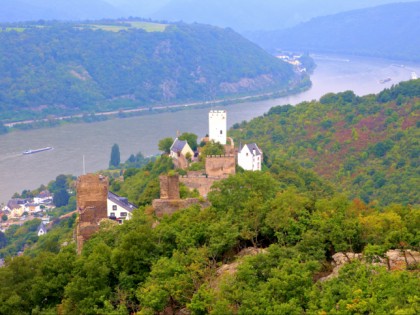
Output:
180,176,218,197
205,155,236,178
152,198,203,217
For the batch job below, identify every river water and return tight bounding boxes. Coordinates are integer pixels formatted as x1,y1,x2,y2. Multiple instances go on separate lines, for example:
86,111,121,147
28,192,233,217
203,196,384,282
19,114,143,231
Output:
1,55,419,204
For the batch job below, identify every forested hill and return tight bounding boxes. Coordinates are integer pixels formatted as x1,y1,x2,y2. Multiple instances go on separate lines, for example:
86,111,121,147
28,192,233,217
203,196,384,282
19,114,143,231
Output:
0,20,297,122
247,1,420,61
230,79,420,206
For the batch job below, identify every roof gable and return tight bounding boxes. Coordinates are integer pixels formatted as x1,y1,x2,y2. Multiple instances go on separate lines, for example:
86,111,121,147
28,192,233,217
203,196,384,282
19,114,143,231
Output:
170,138,189,153
240,143,262,156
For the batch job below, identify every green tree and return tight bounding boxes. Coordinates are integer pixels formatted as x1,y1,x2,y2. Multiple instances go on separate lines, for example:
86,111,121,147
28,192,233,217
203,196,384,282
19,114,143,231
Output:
178,132,198,151
53,189,70,207
201,141,225,156
158,137,174,154
109,143,121,168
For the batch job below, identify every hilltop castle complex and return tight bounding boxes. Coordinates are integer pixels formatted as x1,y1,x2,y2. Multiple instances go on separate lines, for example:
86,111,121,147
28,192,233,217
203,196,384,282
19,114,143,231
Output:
75,109,262,252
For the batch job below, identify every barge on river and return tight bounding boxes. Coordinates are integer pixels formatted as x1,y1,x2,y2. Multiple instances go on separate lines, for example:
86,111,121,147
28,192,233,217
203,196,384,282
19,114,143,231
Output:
22,147,53,155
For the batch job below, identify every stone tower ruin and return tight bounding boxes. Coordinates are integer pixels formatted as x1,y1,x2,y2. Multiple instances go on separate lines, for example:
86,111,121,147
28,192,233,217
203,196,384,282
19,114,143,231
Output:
75,174,108,254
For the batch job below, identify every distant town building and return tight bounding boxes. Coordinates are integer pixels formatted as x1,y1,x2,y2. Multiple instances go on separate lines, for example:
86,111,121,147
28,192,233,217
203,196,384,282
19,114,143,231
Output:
6,199,28,218
238,143,263,171
107,191,136,223
33,191,53,204
37,222,48,236
209,110,227,145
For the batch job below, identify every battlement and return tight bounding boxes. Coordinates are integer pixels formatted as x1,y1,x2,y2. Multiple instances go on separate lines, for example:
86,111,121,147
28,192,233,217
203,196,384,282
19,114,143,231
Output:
206,154,235,158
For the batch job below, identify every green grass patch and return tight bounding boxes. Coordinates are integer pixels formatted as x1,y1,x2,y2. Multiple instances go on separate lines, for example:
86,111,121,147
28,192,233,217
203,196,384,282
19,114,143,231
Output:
79,21,168,33
0,27,26,32
128,21,168,32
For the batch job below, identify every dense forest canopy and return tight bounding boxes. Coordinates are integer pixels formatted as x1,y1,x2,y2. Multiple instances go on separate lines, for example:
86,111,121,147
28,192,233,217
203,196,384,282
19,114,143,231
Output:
0,20,298,123
247,1,420,61
0,161,418,314
230,79,420,206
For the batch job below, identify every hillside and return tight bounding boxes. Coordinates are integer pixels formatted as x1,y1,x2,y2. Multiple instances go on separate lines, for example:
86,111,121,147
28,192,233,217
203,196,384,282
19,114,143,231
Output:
0,20,298,123
230,79,420,206
0,159,418,313
247,1,420,61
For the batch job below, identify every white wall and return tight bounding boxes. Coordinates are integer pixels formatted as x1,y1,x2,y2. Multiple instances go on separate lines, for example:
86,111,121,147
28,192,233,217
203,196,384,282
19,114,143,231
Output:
209,110,227,145
238,146,262,171
107,199,131,221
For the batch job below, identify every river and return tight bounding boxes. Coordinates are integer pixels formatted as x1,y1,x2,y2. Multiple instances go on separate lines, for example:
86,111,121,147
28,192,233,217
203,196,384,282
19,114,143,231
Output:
1,54,419,204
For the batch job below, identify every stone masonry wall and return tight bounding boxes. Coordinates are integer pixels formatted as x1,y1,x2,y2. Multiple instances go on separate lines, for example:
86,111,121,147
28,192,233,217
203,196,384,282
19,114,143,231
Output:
159,175,180,199
180,176,218,197
152,198,203,217
76,174,108,254
205,155,236,178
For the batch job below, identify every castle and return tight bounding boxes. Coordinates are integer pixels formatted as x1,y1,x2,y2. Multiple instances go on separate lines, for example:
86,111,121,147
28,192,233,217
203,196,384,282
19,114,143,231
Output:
75,109,262,252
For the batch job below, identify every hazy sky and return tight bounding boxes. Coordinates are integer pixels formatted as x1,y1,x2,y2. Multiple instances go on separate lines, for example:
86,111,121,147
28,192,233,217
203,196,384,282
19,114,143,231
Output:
1,0,419,30
103,0,420,30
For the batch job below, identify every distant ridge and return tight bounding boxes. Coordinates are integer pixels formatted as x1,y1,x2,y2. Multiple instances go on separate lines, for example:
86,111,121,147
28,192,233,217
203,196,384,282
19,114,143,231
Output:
247,1,420,61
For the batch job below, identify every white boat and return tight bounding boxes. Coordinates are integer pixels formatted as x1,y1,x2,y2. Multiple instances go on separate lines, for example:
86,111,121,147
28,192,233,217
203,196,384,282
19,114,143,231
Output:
22,147,53,155
411,72,418,80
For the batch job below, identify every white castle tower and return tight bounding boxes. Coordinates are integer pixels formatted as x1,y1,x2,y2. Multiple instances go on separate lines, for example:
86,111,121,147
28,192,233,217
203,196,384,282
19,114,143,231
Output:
209,110,227,145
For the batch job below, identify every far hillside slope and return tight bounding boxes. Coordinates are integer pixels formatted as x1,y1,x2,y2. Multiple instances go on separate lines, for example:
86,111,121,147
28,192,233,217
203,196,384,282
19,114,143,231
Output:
230,79,420,206
0,20,299,123
247,1,420,61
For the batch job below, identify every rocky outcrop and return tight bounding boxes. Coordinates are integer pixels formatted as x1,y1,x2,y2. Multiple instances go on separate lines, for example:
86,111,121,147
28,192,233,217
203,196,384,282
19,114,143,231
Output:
320,250,420,282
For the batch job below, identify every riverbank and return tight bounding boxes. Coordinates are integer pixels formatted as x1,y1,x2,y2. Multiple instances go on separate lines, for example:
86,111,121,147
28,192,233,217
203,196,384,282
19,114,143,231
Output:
1,76,311,133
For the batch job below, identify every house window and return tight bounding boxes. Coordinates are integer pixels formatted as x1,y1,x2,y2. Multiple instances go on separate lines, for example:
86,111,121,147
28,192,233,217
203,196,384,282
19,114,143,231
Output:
120,212,128,217
112,205,117,210
110,212,116,217
220,130,223,134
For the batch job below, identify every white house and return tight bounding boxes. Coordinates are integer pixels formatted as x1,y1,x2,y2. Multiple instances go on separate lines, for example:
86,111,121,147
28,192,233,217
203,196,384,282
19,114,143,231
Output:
209,110,227,145
6,199,28,218
107,191,136,223
170,138,194,160
238,143,263,171
37,222,48,236
33,191,53,204
25,203,41,214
